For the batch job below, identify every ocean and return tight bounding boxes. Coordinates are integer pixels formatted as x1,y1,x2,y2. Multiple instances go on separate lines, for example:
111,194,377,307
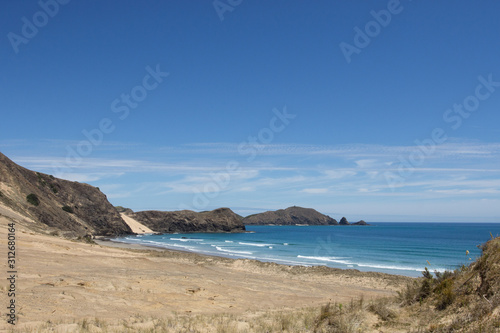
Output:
113,223,500,277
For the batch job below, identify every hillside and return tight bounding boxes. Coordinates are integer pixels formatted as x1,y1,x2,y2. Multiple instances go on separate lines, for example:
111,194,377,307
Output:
313,235,500,332
128,207,246,233
243,206,339,225
397,235,500,331
0,152,249,236
0,152,133,237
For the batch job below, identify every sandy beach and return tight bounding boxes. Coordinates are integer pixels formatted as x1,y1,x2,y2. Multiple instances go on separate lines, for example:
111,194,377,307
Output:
0,213,411,332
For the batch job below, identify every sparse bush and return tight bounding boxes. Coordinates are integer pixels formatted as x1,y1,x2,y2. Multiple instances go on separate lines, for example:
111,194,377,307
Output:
435,270,455,282
62,205,74,213
77,235,96,245
314,300,364,333
80,318,89,330
422,266,433,279
435,278,455,310
50,184,58,194
37,172,47,187
397,267,459,310
419,276,433,301
26,193,40,206
397,280,420,305
369,298,396,321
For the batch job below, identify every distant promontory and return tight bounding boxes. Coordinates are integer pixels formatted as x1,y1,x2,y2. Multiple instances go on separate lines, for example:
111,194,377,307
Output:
124,208,246,234
243,206,369,226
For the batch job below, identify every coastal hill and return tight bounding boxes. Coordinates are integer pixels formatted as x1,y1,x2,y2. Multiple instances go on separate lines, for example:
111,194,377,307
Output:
0,152,133,237
243,206,339,225
124,207,246,233
243,207,369,226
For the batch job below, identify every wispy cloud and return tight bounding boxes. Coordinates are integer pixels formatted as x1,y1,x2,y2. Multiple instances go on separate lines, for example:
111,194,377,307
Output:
302,188,329,194
2,138,499,221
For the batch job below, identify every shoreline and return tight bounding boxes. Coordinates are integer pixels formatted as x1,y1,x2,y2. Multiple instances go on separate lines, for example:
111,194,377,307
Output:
102,234,425,278
95,237,413,281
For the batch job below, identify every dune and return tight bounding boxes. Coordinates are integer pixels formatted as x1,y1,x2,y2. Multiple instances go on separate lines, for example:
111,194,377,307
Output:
120,212,154,234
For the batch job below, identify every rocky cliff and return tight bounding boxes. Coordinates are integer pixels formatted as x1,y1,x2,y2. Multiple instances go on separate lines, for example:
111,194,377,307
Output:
339,217,350,225
0,152,133,237
129,208,246,233
352,220,369,225
243,206,339,225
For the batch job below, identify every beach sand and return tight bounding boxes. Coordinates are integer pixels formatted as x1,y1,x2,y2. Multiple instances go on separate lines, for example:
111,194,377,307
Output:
0,214,411,331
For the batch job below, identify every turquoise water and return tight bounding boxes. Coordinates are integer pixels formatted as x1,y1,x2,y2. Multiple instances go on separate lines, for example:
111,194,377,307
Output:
113,223,500,277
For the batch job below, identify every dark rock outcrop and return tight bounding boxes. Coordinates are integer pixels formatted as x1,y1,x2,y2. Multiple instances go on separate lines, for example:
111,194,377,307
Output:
352,220,369,225
339,217,350,225
243,206,338,225
0,152,133,237
115,206,134,215
129,207,246,233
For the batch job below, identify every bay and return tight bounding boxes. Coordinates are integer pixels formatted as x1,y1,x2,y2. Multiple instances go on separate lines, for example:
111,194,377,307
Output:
113,223,500,277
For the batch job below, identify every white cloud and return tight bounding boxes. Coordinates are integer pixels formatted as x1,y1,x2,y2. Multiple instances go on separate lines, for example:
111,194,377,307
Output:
301,188,329,194
355,159,377,168
323,170,357,179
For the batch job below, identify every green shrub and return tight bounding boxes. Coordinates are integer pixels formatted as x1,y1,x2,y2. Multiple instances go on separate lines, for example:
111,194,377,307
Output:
422,266,433,279
36,172,47,187
62,206,74,213
435,278,455,310
398,267,458,308
26,193,40,206
419,277,433,301
50,184,58,194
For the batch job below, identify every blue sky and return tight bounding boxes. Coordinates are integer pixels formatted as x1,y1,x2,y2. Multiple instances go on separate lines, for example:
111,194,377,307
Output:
1,1,499,221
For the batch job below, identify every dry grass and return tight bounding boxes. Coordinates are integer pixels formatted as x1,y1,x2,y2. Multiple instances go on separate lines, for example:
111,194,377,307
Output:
312,298,367,333
10,308,322,333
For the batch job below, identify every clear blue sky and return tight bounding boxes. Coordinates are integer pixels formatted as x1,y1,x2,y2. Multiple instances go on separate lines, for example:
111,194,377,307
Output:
1,1,499,221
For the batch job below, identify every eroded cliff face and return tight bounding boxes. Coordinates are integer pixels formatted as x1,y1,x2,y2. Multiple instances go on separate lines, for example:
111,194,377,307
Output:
243,206,339,225
0,152,133,237
129,208,246,233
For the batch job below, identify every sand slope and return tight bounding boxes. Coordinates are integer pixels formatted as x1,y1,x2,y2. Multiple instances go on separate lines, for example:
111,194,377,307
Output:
120,213,154,234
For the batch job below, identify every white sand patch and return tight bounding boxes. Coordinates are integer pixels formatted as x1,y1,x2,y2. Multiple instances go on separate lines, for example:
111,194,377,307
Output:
120,213,154,234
